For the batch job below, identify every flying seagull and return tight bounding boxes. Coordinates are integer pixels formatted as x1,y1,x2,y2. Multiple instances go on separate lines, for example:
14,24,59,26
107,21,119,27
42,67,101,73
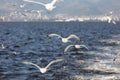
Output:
22,58,64,73
23,0,64,11
107,16,116,24
64,44,88,52
48,34,80,43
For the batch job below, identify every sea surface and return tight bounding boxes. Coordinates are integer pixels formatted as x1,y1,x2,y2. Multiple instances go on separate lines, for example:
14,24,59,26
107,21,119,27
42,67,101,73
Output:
0,22,120,80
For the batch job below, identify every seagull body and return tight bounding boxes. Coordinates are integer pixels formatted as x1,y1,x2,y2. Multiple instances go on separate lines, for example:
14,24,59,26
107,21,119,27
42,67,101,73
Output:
22,58,64,73
48,34,80,43
64,44,88,52
23,0,63,11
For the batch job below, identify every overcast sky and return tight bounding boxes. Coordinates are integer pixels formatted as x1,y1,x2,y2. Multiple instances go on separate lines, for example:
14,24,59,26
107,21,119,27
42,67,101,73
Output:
0,0,120,19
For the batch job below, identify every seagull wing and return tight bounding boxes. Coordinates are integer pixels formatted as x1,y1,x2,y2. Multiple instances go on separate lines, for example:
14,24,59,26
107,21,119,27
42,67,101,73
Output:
48,34,62,38
45,58,64,69
79,45,89,50
112,21,116,24
22,61,42,71
67,34,80,40
50,0,58,5
23,0,45,6
64,45,74,52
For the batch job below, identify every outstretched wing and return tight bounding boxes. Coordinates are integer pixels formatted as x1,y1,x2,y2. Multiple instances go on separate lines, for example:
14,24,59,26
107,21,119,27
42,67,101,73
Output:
79,45,89,50
50,0,58,5
48,33,62,38
64,45,74,52
51,0,63,5
67,34,80,40
22,61,42,71
112,20,116,24
45,58,64,69
23,0,45,6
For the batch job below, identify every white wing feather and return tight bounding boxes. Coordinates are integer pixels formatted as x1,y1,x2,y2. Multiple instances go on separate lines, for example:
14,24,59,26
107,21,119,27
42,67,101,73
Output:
23,0,45,6
67,34,80,40
64,45,74,52
48,34,62,38
51,0,63,5
50,0,58,5
79,45,89,50
22,61,42,70
45,58,64,69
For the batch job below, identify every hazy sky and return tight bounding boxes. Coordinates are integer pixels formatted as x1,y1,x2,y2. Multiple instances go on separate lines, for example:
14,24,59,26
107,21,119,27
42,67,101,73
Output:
0,0,120,19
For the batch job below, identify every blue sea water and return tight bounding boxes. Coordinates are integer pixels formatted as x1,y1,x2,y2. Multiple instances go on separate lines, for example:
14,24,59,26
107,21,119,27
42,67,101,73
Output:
0,22,120,80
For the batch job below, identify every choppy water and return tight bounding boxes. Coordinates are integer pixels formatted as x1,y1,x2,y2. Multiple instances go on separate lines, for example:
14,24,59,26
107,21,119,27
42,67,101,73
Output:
0,22,120,80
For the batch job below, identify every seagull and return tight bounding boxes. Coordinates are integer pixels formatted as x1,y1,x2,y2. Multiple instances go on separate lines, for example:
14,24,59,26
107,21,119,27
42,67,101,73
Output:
48,34,80,43
0,39,7,49
23,0,64,11
64,44,88,52
22,58,64,73
1,44,8,49
107,16,116,24
1,44,6,49
106,11,116,24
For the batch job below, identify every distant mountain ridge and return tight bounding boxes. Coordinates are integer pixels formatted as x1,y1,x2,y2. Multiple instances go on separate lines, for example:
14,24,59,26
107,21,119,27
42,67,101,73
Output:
0,0,120,21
